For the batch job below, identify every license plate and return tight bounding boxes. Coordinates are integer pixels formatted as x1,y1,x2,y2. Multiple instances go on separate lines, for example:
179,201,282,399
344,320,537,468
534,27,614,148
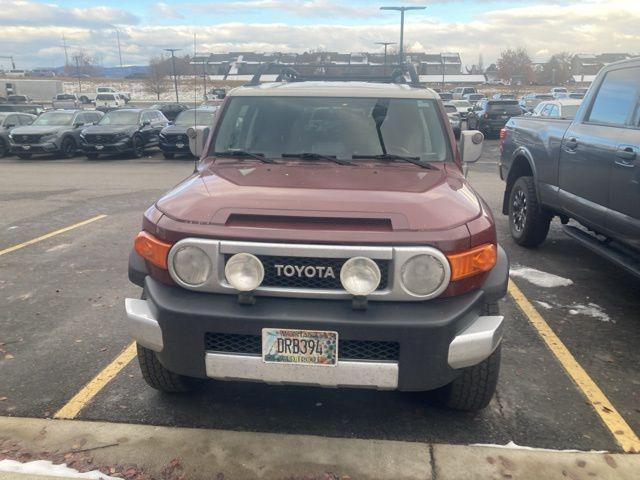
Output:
176,143,185,148
22,145,30,150
95,145,104,150
262,328,338,366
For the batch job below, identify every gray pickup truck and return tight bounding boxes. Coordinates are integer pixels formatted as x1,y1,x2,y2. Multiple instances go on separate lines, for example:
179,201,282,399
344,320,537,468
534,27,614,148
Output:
500,57,640,277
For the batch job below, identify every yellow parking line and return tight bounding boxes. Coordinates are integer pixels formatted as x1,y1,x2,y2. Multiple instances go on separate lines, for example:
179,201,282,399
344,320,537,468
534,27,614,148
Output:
54,342,137,420
0,214,107,256
508,280,640,453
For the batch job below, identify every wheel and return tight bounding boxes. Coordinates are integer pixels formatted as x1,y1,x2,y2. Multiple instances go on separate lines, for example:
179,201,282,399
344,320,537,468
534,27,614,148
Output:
0,138,7,157
86,152,99,160
17,152,32,160
60,137,77,159
508,176,551,247
436,302,502,411
162,152,175,159
137,343,195,393
131,135,145,158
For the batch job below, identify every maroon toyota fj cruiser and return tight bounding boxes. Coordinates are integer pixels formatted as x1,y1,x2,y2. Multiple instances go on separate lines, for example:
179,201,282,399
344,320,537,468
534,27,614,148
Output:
126,70,508,411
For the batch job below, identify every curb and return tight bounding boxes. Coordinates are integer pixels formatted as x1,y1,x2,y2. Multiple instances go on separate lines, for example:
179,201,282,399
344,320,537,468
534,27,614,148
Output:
0,416,638,479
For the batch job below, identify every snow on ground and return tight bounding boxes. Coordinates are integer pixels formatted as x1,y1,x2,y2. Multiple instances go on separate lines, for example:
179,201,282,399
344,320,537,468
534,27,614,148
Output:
509,266,574,288
568,303,611,322
0,459,119,479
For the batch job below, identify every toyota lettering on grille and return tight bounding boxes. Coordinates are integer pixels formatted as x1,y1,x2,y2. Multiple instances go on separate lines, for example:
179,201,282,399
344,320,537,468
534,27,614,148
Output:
274,264,336,279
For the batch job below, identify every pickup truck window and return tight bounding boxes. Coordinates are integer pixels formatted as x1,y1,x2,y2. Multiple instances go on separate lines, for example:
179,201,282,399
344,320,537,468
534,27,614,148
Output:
487,102,521,114
587,66,640,126
213,96,449,162
99,110,139,125
96,94,116,101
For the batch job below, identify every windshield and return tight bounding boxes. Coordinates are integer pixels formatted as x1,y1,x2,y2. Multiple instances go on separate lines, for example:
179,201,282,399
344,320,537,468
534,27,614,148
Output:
487,101,521,114
175,109,216,126
96,94,116,101
33,112,74,126
535,95,554,100
98,110,139,125
56,94,75,100
444,105,458,114
212,96,449,162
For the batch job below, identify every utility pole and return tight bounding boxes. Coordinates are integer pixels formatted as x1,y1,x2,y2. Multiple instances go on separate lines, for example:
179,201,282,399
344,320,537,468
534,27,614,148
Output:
164,48,181,102
74,55,81,93
61,35,69,69
116,29,124,76
375,42,396,65
380,6,426,65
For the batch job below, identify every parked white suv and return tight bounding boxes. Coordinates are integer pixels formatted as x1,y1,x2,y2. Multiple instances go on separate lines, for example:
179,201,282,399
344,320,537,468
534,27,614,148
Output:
94,93,124,112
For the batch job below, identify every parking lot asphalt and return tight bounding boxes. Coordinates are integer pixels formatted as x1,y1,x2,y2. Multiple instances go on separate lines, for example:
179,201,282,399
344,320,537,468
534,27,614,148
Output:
0,141,638,454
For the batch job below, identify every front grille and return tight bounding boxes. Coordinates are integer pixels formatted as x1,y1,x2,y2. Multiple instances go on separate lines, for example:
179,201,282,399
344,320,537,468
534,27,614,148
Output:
12,134,41,144
84,134,116,144
165,133,188,144
204,333,399,361
225,255,389,291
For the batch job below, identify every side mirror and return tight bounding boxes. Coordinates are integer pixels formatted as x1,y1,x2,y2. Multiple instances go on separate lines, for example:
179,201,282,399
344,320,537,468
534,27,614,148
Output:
467,107,473,112
73,122,84,128
460,130,484,165
168,121,174,125
142,120,151,127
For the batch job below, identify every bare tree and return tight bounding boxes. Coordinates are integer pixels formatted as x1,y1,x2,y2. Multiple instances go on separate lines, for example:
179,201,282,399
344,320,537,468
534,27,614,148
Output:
66,50,96,77
542,52,573,85
497,48,534,85
145,56,169,100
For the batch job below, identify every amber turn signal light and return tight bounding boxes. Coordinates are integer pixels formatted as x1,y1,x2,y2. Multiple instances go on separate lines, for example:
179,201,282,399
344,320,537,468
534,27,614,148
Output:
134,231,172,270
447,243,497,281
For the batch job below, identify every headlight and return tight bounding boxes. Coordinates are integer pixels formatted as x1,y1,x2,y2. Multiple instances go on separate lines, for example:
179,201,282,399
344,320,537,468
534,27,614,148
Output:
172,246,212,286
340,257,381,296
400,254,448,298
225,253,264,291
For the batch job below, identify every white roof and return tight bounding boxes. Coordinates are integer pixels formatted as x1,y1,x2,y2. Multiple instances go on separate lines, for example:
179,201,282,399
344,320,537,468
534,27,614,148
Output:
419,74,486,83
228,81,439,99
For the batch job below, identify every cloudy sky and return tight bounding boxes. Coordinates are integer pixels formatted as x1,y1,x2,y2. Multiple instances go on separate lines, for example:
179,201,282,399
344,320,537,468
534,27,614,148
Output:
1,0,639,69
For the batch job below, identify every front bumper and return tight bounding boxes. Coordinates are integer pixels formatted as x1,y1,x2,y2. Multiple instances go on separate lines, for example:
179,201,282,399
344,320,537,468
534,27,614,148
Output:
125,246,508,391
159,141,190,154
11,142,58,154
81,139,130,154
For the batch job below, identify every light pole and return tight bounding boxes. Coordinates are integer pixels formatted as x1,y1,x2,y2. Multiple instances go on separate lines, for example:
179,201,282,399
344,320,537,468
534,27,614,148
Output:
375,41,396,65
164,48,181,102
380,6,426,65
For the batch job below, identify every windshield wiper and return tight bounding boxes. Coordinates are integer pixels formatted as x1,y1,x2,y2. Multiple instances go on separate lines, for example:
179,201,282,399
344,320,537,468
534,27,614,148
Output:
351,154,436,170
213,150,276,164
281,152,355,166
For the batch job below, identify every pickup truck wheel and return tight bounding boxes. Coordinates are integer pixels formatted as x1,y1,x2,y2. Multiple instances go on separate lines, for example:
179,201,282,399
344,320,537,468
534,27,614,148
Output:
61,137,77,158
509,176,551,247
163,152,175,159
137,343,195,393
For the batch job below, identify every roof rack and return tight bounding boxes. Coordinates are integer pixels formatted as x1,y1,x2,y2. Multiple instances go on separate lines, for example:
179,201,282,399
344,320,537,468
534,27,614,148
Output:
245,63,421,87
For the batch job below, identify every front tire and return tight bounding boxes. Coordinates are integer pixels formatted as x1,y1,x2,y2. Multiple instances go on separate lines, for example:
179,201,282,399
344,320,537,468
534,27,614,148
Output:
137,343,195,393
508,176,551,247
131,135,145,158
61,137,77,159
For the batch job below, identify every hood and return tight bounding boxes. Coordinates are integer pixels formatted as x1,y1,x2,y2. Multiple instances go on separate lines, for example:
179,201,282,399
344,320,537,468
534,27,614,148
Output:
161,125,189,135
81,125,136,135
10,125,65,135
156,160,482,234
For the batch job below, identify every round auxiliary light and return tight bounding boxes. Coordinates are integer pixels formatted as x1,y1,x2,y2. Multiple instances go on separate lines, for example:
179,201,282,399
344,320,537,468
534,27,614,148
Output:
225,253,264,292
340,257,381,296
472,132,484,144
186,127,197,139
400,254,448,298
172,246,212,286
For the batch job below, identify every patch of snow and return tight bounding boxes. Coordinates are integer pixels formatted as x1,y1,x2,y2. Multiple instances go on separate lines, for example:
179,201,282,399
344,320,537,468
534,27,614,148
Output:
471,441,607,453
8,226,18,230
46,243,72,252
568,303,611,322
535,301,552,309
0,459,119,479
509,266,573,288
